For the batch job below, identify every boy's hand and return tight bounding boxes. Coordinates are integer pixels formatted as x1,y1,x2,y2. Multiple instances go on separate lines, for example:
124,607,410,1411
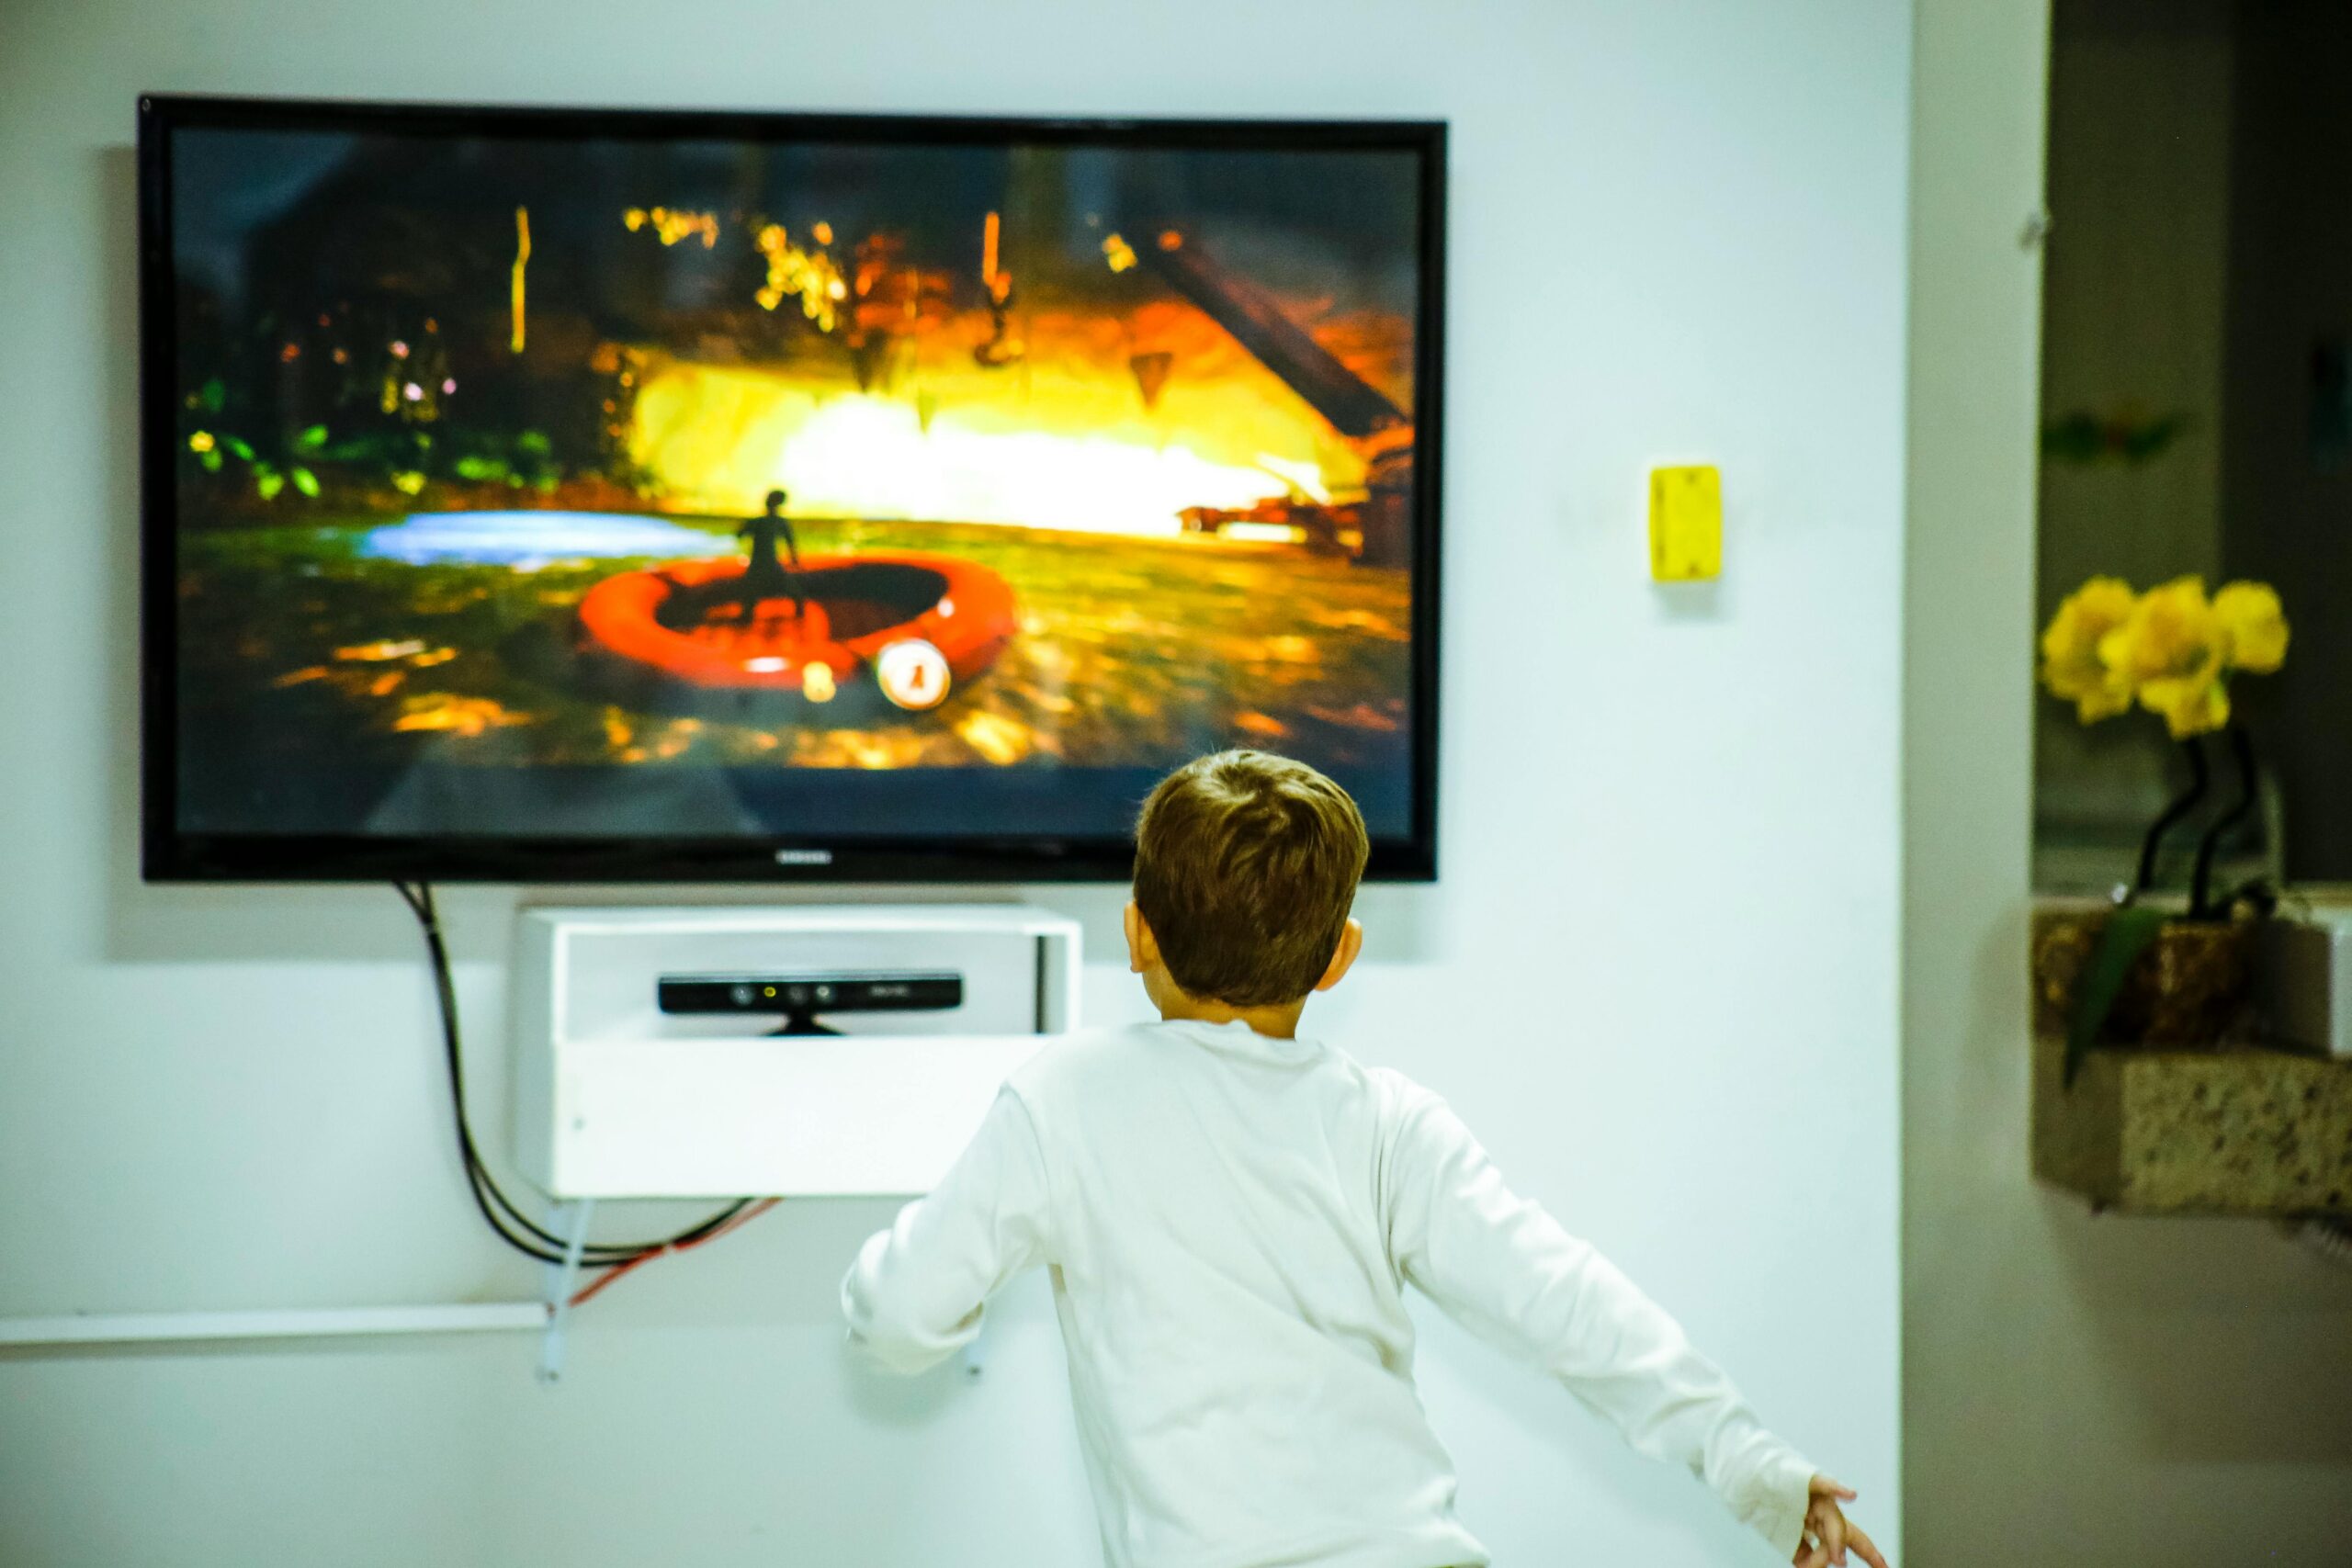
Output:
1792,1475,1887,1568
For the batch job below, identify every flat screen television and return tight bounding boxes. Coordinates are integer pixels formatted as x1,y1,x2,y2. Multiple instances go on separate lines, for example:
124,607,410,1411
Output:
140,95,1443,883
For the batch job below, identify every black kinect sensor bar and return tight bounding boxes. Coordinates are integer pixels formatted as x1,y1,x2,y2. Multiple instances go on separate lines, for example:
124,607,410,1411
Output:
657,972,965,1035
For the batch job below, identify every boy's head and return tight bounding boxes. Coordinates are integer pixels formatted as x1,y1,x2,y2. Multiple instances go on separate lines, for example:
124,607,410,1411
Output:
1127,750,1369,1012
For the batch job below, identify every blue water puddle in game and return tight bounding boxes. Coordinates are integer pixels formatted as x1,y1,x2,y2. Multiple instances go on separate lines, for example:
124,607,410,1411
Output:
357,511,736,569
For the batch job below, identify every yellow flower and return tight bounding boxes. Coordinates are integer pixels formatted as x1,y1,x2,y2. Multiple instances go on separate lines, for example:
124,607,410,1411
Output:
2098,576,2229,737
2138,670,2231,739
2039,577,2138,722
2097,575,2212,681
2212,581,2290,673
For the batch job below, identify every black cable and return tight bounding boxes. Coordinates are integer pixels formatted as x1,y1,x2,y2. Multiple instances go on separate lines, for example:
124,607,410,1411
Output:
406,881,752,1261
405,881,752,1262
395,882,753,1266
395,883,583,1264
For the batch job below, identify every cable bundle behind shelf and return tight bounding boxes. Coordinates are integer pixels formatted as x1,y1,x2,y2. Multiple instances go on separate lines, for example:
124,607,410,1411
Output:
394,882,775,1291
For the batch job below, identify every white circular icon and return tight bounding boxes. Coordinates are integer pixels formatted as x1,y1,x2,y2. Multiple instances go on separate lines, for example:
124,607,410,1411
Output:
874,637,951,711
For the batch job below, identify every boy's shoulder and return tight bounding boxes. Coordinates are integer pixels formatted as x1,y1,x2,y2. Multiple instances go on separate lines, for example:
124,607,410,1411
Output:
1351,1057,1448,1128
1003,1021,1182,1096
1005,1021,1442,1121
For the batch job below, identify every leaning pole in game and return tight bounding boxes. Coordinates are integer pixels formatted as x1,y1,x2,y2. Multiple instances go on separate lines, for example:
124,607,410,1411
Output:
1132,230,1416,570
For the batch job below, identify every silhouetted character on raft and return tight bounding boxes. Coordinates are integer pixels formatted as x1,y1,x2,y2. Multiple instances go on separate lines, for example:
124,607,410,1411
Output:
735,488,805,624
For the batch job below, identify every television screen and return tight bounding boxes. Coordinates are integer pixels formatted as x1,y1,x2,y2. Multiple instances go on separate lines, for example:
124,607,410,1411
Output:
140,96,1443,882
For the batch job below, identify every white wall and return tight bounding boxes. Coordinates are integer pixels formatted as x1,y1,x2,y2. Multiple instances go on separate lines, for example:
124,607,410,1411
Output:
1903,3,2352,1563
0,3,1909,1564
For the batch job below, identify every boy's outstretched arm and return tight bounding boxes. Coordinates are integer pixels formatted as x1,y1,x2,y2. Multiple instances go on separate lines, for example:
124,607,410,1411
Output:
1384,1089,1883,1565
841,1088,1056,1373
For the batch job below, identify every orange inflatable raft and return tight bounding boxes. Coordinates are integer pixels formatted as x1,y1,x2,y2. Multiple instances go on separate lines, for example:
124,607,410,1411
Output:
576,553,1017,710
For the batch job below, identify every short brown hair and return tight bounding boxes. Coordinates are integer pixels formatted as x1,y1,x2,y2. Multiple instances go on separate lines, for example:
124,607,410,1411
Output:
1133,750,1369,1007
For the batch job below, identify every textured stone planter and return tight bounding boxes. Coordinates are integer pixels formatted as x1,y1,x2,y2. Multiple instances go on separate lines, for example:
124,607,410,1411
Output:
2030,904,2351,1217
2031,905,2258,1048
2030,1033,2352,1215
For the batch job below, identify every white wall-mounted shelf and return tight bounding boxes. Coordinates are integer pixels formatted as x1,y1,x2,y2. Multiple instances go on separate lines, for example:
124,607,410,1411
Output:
514,904,1080,1199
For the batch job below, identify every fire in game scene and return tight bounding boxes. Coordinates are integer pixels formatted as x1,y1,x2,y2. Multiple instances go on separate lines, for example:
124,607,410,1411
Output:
168,130,1423,828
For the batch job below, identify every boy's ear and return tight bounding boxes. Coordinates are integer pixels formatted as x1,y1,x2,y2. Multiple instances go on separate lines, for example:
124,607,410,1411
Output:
1313,918,1364,993
1123,900,1159,976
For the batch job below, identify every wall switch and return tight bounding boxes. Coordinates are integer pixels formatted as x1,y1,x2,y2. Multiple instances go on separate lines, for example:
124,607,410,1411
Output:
1649,464,1722,581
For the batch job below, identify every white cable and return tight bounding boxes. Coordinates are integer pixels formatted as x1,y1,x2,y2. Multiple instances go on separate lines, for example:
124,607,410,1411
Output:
0,1303,547,1348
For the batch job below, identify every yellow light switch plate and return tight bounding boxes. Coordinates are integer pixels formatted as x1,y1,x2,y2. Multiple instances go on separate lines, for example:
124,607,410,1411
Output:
1649,464,1722,581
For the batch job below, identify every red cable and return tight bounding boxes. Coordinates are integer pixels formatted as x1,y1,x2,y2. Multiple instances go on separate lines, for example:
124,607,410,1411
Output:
568,1198,781,1308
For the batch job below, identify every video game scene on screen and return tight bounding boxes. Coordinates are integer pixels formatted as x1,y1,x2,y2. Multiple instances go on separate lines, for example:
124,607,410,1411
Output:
167,128,1425,840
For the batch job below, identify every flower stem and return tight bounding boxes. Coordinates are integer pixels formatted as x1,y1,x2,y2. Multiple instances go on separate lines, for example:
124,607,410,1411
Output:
2189,722,2258,919
2135,735,2210,899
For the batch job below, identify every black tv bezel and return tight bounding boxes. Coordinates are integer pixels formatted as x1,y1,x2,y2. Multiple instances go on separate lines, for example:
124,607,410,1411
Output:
137,93,1445,886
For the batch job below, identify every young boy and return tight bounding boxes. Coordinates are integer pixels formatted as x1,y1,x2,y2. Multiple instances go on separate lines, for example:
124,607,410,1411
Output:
842,750,1884,1568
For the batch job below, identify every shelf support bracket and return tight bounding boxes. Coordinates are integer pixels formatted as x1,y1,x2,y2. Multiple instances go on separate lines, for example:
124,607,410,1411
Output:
537,1198,595,1384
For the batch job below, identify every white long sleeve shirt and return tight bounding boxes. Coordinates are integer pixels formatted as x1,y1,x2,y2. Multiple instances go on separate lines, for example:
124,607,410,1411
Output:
842,1019,1815,1568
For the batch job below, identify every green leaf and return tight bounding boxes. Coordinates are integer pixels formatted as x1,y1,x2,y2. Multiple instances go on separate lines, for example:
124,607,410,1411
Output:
255,470,286,502
290,467,320,498
516,430,552,455
453,456,508,481
223,435,255,463
198,378,226,412
296,424,330,451
2064,906,2168,1089
198,449,222,473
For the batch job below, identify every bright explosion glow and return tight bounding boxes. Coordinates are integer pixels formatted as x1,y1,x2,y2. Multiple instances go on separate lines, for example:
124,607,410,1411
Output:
629,359,1354,536
773,399,1289,536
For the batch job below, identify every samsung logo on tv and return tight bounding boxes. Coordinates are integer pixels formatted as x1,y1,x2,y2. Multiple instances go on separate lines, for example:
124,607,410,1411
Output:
774,848,834,866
